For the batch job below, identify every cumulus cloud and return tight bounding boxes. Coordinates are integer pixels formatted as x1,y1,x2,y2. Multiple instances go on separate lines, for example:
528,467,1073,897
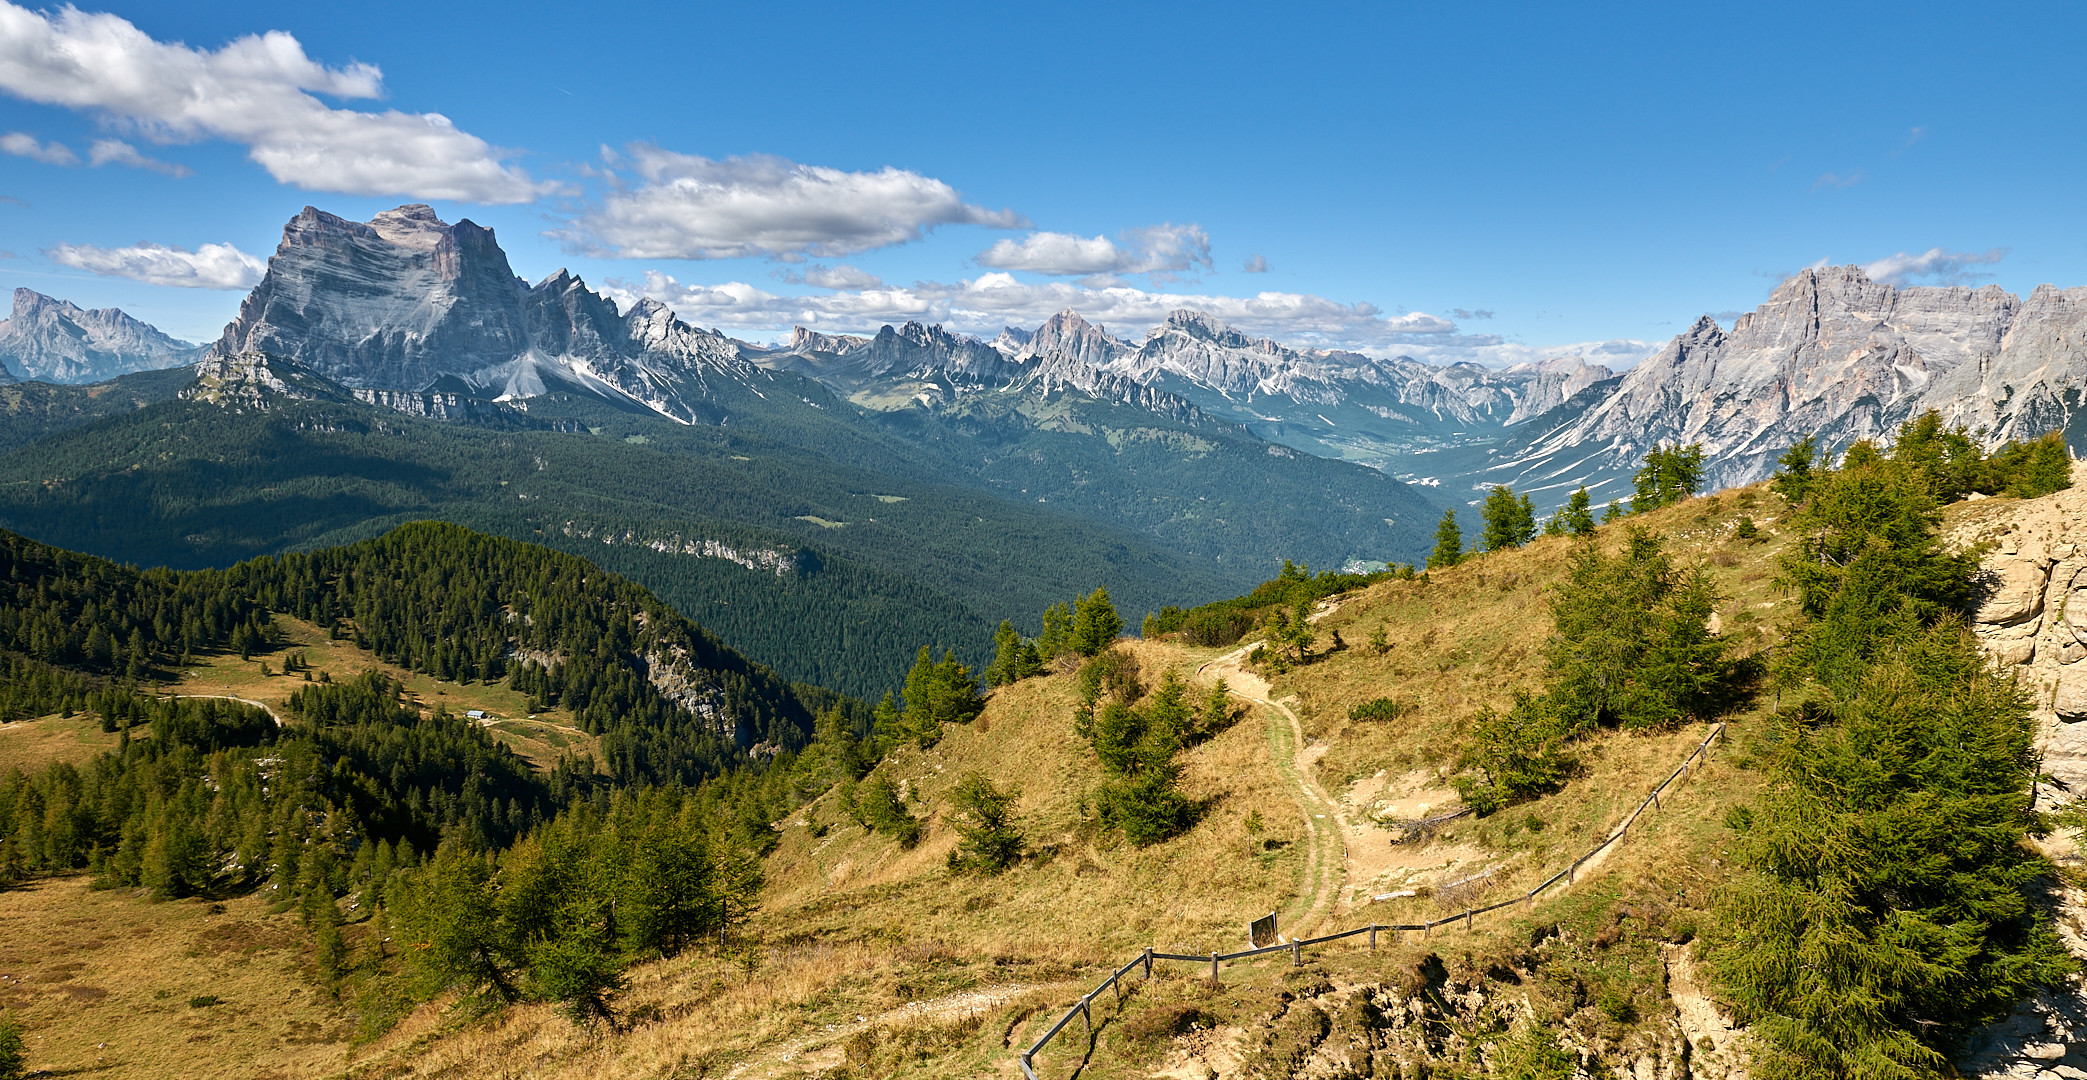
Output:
1,131,76,164
0,3,543,202
1860,247,2005,287
86,138,190,177
778,264,885,289
607,269,1461,352
47,240,265,289
558,146,1023,260
976,223,1211,279
1401,336,1660,371
1242,254,1269,273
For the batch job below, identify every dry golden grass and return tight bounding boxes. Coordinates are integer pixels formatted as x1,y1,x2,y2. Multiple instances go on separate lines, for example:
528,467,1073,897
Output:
0,875,355,1080
0,712,117,774
347,939,1065,1079
762,641,1306,962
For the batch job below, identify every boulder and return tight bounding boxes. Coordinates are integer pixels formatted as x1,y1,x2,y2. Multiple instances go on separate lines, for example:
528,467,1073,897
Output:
2056,673,2087,723
1978,557,2053,628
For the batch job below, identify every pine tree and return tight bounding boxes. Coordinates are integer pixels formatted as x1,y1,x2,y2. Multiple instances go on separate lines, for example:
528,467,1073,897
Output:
1551,486,1595,537
984,620,1041,686
1481,486,1536,552
316,905,348,981
1427,509,1464,569
1545,527,1726,729
1632,443,1705,512
1771,435,1815,503
1036,601,1073,659
899,647,984,748
1070,587,1123,657
946,771,1023,875
0,1012,22,1080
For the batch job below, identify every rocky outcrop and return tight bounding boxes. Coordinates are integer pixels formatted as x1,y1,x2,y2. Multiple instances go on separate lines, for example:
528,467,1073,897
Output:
1156,945,1734,1080
208,205,770,425
0,288,198,383
1956,467,2087,1077
179,351,353,410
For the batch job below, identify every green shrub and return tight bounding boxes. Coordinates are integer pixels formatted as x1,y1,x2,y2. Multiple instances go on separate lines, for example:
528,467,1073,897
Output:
1348,697,1413,723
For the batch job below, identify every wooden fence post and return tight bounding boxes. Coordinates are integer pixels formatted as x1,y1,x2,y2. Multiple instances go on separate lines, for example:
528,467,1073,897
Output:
1291,940,1302,966
1114,974,1123,1003
1525,891,1534,911
1210,952,1219,984
1369,924,1377,951
1081,998,1092,1033
1143,947,1153,979
1465,909,1473,932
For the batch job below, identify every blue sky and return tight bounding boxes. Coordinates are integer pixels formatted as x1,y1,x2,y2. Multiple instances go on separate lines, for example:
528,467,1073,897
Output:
1,0,2083,367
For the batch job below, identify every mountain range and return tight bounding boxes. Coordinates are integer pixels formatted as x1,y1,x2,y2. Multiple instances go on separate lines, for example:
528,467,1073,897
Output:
0,205,1442,695
0,286,200,383
762,268,2087,511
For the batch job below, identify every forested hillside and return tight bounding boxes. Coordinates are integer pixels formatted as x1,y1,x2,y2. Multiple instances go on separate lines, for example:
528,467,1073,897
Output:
0,389,1224,697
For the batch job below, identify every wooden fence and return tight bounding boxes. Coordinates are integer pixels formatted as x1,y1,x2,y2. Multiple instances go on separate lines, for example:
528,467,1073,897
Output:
1015,721,1727,1080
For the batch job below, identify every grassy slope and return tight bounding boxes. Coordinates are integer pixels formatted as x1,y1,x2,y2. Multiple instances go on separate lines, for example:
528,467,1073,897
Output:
0,876,358,1080
293,485,1816,1079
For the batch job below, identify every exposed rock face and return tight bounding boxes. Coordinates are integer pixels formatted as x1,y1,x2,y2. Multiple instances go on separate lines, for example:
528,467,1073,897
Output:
210,205,768,424
180,351,355,411
1957,468,2087,1077
0,288,198,383
1502,267,2087,499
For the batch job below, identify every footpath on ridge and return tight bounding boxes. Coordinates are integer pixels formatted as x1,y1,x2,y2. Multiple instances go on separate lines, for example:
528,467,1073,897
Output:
1195,598,1354,937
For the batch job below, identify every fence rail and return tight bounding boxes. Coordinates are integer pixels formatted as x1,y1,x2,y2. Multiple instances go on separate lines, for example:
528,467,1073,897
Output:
1015,721,1726,1080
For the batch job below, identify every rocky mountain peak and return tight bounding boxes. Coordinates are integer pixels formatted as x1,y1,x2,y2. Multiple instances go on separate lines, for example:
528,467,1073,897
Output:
12,287,67,318
199,204,780,425
1020,309,1130,368
0,287,197,384
367,204,451,250
788,327,870,355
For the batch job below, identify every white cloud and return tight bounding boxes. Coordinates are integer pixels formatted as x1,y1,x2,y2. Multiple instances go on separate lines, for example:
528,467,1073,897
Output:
47,240,265,289
608,269,1463,352
1242,254,1269,273
1,131,76,164
976,223,1212,279
87,138,189,177
1860,247,2005,287
558,146,1024,260
1399,336,1660,371
780,264,885,289
0,3,542,202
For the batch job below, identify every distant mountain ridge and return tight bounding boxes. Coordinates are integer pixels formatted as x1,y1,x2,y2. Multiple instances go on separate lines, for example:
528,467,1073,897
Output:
768,266,2087,511
1486,266,2087,503
0,287,200,383
769,307,1620,499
